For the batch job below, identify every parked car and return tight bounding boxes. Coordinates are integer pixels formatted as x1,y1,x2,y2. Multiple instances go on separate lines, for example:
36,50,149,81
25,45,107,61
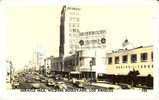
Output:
26,79,32,83
41,78,47,83
35,76,40,81
12,81,19,89
58,82,67,89
120,84,131,89
31,83,40,89
73,81,85,88
48,79,56,86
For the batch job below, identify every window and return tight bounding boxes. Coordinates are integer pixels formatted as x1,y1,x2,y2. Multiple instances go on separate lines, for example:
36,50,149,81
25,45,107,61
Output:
141,65,143,68
131,54,137,63
76,29,80,32
144,65,146,68
108,57,112,64
151,52,153,61
141,53,148,62
115,56,119,64
76,18,80,22
148,65,150,68
73,29,76,32
122,55,128,63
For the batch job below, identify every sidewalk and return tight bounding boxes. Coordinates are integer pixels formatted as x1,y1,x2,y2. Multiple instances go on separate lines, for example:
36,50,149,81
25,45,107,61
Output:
91,82,121,89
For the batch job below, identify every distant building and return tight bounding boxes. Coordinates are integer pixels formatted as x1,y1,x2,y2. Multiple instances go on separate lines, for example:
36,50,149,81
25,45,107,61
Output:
44,56,54,77
106,45,153,77
6,60,14,83
32,46,45,72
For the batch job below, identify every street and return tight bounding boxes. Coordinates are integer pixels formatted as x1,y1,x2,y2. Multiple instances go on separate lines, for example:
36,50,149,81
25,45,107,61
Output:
8,71,147,91
10,72,115,90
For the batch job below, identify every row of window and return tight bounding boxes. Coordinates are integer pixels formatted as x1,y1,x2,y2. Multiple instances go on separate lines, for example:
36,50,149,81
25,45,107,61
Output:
69,12,80,15
108,52,153,64
69,34,79,37
69,28,80,33
69,45,80,49
69,17,80,22
116,65,153,69
69,23,80,27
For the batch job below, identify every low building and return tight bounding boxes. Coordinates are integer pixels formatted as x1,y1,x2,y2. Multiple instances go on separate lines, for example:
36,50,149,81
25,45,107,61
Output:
62,50,106,79
51,57,63,74
106,45,153,77
6,60,14,83
44,56,63,77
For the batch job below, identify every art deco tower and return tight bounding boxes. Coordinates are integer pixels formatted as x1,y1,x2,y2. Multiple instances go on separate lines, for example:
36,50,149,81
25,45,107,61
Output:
59,6,81,57
59,5,66,57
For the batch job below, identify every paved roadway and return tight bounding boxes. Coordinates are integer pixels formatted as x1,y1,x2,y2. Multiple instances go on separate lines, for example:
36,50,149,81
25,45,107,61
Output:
12,72,145,91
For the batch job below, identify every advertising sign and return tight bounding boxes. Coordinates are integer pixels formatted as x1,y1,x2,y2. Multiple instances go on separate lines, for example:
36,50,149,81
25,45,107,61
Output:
79,30,106,49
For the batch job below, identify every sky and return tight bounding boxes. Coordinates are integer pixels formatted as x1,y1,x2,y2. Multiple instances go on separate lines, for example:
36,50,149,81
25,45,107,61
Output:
6,5,153,70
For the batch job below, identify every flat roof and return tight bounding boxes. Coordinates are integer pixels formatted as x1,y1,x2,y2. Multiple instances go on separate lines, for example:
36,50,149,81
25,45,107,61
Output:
107,45,153,55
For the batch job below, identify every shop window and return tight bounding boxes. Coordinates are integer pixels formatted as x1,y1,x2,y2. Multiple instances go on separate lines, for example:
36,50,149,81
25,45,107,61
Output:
122,55,128,63
141,52,148,62
131,54,137,63
115,56,119,64
108,57,112,64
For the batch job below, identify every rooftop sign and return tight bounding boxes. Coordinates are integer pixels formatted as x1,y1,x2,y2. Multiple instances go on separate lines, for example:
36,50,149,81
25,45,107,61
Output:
79,30,106,49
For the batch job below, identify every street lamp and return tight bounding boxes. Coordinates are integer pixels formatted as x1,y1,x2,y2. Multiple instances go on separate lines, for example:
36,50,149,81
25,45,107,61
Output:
89,60,93,83
79,40,84,51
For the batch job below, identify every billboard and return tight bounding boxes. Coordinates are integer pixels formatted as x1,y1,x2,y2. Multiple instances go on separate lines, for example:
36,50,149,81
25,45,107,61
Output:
79,30,106,49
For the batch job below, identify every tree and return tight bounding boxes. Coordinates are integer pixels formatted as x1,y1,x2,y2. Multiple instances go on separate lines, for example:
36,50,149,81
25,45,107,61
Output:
128,69,140,87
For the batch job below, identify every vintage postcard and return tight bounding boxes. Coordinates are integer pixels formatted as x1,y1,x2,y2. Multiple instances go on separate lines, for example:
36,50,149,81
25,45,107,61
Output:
0,0,159,100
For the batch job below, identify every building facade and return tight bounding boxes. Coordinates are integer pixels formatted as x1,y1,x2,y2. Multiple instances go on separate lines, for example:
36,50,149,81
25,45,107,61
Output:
106,45,153,77
6,60,14,83
59,6,81,57
58,6,107,78
44,56,54,77
32,46,45,72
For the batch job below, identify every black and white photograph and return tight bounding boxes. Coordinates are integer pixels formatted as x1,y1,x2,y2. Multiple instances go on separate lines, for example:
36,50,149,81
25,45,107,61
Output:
0,0,159,100
5,4,153,91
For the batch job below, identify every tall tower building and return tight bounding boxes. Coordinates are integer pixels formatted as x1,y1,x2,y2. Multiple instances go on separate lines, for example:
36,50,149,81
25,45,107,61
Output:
32,46,45,72
59,5,66,57
59,6,81,57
